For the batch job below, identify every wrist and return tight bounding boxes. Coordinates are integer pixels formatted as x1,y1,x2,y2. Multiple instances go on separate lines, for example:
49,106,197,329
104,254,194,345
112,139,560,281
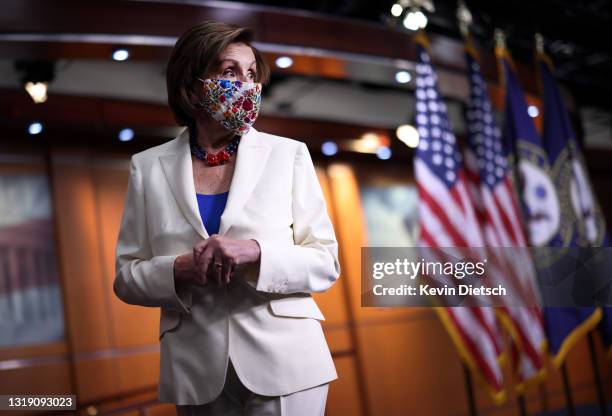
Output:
249,239,261,263
174,253,197,285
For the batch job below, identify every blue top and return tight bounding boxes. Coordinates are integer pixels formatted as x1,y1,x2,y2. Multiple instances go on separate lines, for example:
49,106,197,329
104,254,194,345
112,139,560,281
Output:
195,191,229,235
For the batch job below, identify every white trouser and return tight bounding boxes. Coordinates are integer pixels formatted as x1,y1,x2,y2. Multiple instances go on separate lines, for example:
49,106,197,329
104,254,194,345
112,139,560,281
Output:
175,358,329,416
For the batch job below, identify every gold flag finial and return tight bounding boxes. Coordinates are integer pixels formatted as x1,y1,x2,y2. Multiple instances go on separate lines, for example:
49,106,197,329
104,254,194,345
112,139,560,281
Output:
535,32,554,70
456,0,472,37
535,33,545,54
494,28,506,49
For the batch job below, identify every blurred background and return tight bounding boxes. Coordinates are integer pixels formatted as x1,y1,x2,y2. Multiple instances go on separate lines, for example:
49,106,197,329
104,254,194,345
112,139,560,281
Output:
0,0,611,415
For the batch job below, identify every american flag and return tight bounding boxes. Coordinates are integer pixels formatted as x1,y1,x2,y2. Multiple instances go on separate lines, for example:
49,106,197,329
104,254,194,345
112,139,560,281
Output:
413,38,505,401
464,47,546,388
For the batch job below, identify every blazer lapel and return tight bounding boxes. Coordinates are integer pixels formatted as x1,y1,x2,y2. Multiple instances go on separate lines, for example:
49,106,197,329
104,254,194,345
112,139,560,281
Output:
159,127,271,240
219,127,271,235
159,130,209,239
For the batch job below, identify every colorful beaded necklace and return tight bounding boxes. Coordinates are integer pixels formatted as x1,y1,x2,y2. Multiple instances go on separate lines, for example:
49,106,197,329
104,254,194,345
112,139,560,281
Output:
189,134,241,166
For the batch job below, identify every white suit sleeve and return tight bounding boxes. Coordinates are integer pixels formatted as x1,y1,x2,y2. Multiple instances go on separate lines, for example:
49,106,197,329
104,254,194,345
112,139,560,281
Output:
253,142,341,294
113,157,191,314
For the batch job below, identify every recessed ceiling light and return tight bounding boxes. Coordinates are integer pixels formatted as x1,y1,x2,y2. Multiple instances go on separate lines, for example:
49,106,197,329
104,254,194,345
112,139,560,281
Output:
396,124,419,148
321,141,338,156
25,82,48,103
28,122,43,135
275,56,293,69
376,146,392,160
118,128,134,142
391,4,403,17
395,71,412,84
112,49,130,62
403,10,428,31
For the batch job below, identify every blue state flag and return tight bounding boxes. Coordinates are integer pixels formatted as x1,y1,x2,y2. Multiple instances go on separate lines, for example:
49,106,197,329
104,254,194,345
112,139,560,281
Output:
497,44,601,366
538,52,611,357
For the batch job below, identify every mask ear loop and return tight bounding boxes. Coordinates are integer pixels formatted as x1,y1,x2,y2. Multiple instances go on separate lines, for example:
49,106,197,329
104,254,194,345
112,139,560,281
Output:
194,77,206,108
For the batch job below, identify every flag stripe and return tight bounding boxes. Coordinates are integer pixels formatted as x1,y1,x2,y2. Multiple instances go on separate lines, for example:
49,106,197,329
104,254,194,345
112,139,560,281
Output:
418,184,468,246
415,43,505,399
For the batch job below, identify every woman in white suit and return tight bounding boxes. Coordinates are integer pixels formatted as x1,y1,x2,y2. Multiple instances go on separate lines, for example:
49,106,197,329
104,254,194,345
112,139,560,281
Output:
112,21,341,416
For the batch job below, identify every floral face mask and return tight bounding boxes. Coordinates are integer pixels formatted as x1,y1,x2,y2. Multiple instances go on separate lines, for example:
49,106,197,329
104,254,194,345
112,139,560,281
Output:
197,78,262,136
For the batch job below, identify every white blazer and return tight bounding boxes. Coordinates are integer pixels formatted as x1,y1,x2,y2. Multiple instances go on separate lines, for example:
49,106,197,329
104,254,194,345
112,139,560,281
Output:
113,126,341,405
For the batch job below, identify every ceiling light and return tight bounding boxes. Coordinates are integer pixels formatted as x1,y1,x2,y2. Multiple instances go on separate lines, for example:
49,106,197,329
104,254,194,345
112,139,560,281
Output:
527,105,539,118
346,133,391,154
119,128,134,142
414,11,428,29
376,146,392,160
15,60,55,104
395,71,412,84
391,3,403,17
396,124,420,148
321,141,338,156
112,49,130,61
403,9,428,31
403,11,420,31
28,122,43,135
359,133,382,152
25,82,48,103
275,56,293,69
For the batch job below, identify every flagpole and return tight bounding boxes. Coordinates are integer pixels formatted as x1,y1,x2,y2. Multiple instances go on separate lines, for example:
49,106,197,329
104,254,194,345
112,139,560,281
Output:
517,395,527,416
539,383,550,415
533,34,578,416
458,6,539,415
587,331,608,416
456,7,488,414
462,363,478,416
560,363,576,416
492,28,537,416
455,8,481,414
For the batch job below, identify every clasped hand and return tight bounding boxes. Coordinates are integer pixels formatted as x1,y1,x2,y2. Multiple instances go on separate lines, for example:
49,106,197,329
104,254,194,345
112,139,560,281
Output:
192,235,261,286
